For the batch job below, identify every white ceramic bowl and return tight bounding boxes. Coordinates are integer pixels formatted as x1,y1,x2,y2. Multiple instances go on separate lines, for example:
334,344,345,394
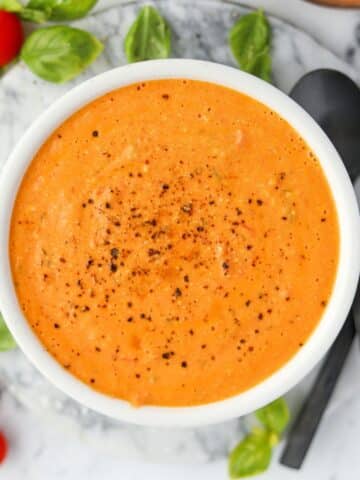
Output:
1,60,359,427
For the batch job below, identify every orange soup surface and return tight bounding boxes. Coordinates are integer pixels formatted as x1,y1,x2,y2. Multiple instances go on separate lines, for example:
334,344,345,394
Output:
10,80,339,406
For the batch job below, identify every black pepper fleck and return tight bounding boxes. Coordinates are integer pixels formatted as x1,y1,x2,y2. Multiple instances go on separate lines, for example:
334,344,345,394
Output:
173,288,182,298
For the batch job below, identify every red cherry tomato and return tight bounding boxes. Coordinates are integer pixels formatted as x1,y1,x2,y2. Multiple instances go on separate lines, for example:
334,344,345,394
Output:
0,10,24,67
0,431,7,464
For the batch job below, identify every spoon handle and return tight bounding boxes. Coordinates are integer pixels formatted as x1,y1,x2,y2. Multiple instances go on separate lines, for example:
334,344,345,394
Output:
280,312,355,469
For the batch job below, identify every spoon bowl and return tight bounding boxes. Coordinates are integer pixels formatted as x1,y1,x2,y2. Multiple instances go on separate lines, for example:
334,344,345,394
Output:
291,69,360,180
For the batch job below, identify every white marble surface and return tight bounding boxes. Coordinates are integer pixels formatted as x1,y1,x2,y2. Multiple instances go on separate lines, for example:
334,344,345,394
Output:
2,344,360,479
1,0,360,478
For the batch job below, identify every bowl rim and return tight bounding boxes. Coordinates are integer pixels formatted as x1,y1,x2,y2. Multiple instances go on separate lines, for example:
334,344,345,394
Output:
0,59,359,428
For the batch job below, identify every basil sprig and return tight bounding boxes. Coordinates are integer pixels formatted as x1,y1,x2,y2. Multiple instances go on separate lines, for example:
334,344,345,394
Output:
124,6,171,63
0,313,16,352
229,9,272,82
21,25,103,83
26,0,98,21
0,0,98,22
0,0,47,22
229,398,290,478
256,397,290,435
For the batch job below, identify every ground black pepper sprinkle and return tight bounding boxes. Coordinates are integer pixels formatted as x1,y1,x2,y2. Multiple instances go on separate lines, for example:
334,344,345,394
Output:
173,288,182,298
54,323,60,329
92,130,99,137
111,248,119,258
181,361,188,368
86,258,94,269
110,263,118,273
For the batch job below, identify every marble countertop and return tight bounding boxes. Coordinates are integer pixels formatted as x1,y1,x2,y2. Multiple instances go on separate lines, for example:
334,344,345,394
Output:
1,1,360,479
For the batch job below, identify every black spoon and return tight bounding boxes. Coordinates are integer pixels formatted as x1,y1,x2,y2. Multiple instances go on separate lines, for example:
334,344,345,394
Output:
280,69,360,469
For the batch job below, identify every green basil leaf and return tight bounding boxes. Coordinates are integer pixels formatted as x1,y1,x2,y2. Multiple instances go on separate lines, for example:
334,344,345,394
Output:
256,397,290,435
124,5,171,63
20,25,103,83
0,0,23,12
0,0,50,22
229,429,272,478
26,0,98,21
229,9,272,81
19,7,49,23
251,47,271,82
0,313,16,352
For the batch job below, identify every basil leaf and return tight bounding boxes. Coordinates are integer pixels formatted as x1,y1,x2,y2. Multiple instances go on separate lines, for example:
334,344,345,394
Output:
256,397,290,435
0,313,16,352
20,7,49,23
229,9,272,81
229,429,272,478
124,6,171,63
0,0,23,11
0,0,49,22
251,47,271,82
26,0,98,21
20,25,103,83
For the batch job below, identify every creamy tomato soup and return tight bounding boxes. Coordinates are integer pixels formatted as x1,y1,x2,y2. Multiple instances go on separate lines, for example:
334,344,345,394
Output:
10,80,339,407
